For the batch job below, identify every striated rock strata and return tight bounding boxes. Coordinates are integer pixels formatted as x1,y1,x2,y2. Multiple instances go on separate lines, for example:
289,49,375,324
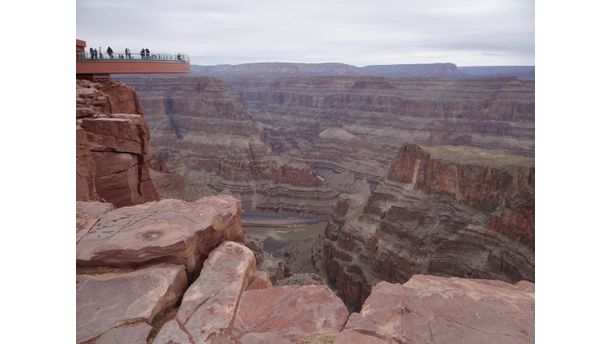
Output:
121,76,338,217
76,79,159,207
226,76,534,195
323,143,535,310
335,275,535,344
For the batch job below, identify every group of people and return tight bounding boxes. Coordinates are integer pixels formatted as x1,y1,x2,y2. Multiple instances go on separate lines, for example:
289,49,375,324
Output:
81,46,185,61
85,46,148,60
87,46,116,59
140,48,151,59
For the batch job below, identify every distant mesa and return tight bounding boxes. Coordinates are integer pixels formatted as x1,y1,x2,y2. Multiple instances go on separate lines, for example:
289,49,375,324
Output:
191,62,534,80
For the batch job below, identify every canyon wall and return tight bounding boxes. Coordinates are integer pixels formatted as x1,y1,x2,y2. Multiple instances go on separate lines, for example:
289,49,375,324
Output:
322,143,535,310
76,79,159,207
224,75,534,194
121,76,338,217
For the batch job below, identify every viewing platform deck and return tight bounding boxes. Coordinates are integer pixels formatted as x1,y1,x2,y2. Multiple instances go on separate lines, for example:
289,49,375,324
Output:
76,39,190,78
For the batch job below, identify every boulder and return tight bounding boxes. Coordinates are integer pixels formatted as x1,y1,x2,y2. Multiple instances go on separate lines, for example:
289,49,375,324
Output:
153,241,255,344
76,195,243,275
76,264,187,343
335,275,535,344
232,285,349,340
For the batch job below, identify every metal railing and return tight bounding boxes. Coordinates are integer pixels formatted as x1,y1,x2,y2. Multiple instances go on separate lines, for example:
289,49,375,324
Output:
76,51,189,63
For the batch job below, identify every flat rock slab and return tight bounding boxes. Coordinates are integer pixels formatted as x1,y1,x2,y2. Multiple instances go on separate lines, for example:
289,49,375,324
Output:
76,264,187,343
336,274,535,344
76,201,114,243
77,195,243,275
95,322,152,344
153,241,255,344
232,285,349,339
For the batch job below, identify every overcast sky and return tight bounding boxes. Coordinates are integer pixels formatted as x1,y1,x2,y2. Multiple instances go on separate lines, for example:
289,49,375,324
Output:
76,0,534,66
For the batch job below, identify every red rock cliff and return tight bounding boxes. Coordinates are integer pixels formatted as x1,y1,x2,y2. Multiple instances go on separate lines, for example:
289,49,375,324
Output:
76,79,159,207
322,143,534,310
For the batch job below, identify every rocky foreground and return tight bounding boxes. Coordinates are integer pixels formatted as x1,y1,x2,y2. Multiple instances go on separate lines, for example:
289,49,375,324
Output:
76,195,534,344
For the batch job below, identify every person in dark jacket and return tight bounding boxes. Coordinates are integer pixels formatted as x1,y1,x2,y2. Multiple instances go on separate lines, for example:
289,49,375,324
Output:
106,46,114,59
125,48,131,59
145,48,150,59
140,48,145,59
88,47,94,59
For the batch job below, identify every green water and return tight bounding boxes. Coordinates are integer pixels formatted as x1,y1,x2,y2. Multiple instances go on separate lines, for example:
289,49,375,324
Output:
245,222,327,241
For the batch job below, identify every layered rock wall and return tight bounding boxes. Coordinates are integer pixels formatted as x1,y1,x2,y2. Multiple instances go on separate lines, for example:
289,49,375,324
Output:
121,76,337,217
322,143,535,310
225,76,534,195
76,79,159,207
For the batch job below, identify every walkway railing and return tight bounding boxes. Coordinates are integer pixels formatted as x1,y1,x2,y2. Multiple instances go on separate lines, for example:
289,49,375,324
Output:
76,51,189,63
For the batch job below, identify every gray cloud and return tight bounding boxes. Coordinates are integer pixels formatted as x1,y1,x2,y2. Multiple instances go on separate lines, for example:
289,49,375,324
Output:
77,0,534,66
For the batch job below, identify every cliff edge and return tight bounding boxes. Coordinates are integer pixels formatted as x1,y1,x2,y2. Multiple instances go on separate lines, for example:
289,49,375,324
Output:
76,79,159,206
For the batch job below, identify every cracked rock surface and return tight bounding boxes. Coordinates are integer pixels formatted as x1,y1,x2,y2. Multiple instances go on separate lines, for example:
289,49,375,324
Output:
153,241,256,344
76,264,187,343
76,195,244,275
335,274,534,344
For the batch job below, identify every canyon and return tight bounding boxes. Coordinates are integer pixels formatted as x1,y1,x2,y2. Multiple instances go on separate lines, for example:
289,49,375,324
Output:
76,68,535,342
322,143,534,309
120,76,337,218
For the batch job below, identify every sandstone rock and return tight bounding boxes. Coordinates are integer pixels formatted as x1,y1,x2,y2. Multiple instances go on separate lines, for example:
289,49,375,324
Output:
333,331,386,344
239,332,292,344
76,201,114,243
247,271,273,290
76,126,99,201
323,143,535,309
336,275,534,344
77,195,244,275
232,285,349,339
76,264,187,343
153,241,255,344
95,322,152,344
76,79,159,207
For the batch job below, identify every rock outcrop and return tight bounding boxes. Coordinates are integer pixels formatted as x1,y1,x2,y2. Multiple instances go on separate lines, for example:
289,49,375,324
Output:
76,263,187,343
76,79,159,207
232,285,349,341
77,195,243,276
335,275,535,344
323,143,535,310
121,76,338,217
153,241,256,343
